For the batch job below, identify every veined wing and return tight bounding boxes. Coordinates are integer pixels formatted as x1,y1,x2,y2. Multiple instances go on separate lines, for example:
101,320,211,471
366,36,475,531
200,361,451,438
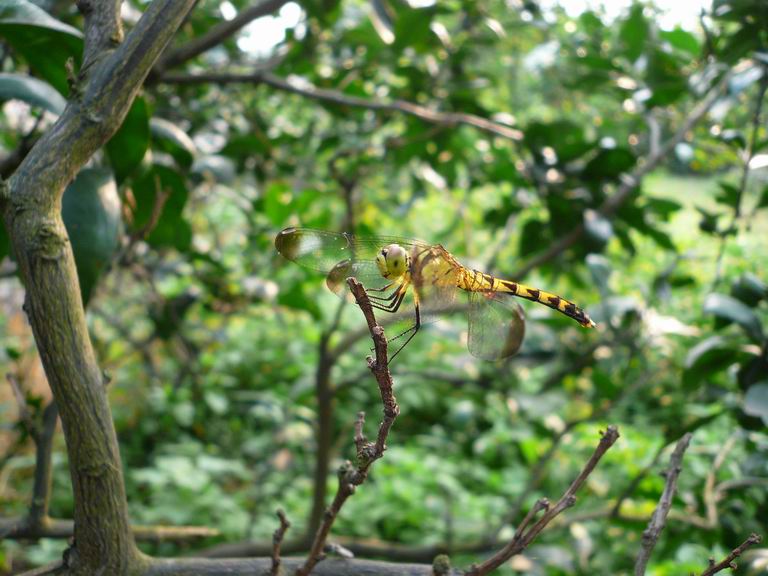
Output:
275,227,428,272
467,291,525,360
276,227,429,297
410,244,461,315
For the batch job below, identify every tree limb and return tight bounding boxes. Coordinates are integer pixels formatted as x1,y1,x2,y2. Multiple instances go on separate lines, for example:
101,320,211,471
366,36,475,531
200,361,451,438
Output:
0,517,219,542
76,0,124,70
699,533,762,576
270,509,291,576
155,0,290,72
466,426,620,575
634,433,693,576
159,71,524,142
145,557,461,576
294,278,400,576
0,0,197,571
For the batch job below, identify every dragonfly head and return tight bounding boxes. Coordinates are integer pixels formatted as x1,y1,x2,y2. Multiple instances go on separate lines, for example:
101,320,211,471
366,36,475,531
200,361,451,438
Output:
376,244,409,279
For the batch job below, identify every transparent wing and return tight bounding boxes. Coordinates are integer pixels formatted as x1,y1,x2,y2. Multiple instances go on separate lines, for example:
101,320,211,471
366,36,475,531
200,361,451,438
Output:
324,259,394,296
467,292,525,360
275,227,428,273
410,245,461,314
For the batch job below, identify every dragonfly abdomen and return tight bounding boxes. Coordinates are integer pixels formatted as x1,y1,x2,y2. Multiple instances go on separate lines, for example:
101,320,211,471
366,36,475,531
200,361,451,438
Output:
460,270,595,328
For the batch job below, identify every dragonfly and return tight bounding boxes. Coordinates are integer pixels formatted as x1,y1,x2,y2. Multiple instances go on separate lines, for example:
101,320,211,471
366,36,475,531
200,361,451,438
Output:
275,227,595,360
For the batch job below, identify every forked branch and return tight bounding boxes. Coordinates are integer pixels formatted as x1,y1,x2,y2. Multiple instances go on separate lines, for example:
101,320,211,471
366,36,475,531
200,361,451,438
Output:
634,433,693,575
699,533,762,576
294,278,400,576
466,425,620,575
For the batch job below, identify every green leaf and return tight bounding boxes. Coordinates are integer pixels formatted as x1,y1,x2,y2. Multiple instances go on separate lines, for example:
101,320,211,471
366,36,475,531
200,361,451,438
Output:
715,181,740,209
645,48,687,107
62,168,123,305
743,382,768,425
150,118,197,169
0,72,65,113
0,0,83,95
683,335,744,389
645,197,682,219
131,164,191,251
757,185,768,210
277,281,322,320
659,28,701,56
619,3,648,62
524,120,592,164
696,206,721,234
584,210,613,247
394,5,443,53
583,147,636,180
519,219,547,257
703,293,764,342
106,96,150,183
586,253,611,295
731,273,768,307
719,129,746,149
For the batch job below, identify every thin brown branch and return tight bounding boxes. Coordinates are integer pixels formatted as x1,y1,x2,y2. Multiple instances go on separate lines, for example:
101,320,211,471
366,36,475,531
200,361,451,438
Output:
294,278,400,576
146,556,457,576
271,509,291,576
466,425,620,575
634,433,693,576
511,69,733,279
0,517,219,541
490,373,648,543
159,71,524,142
6,372,33,430
307,299,347,536
699,533,762,576
28,401,58,525
156,0,290,72
703,432,739,528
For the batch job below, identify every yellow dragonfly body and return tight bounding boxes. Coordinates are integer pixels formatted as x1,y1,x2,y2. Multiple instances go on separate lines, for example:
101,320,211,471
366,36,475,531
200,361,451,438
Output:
276,227,595,360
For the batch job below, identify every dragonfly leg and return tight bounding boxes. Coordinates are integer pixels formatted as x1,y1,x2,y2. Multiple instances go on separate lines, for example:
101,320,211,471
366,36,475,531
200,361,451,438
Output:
368,283,402,304
366,281,396,293
369,282,408,313
388,300,420,362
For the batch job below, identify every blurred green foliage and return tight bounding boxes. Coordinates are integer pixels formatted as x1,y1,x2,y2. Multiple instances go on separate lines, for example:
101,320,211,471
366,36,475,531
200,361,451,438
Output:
1,0,767,574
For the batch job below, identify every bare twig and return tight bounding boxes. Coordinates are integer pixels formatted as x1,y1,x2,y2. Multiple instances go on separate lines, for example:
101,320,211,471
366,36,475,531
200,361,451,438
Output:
6,372,33,431
28,401,58,526
0,517,219,541
466,426,620,575
294,278,399,576
699,533,762,576
490,373,648,543
270,509,291,576
308,299,347,536
156,0,290,72
634,433,693,576
703,432,739,528
160,71,524,142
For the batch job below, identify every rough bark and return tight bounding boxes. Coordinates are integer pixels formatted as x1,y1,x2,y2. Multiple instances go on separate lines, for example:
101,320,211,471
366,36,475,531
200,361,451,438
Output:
0,0,196,573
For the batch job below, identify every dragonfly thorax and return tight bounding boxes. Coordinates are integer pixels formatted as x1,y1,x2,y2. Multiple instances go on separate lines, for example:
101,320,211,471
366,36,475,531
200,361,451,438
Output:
376,244,410,279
